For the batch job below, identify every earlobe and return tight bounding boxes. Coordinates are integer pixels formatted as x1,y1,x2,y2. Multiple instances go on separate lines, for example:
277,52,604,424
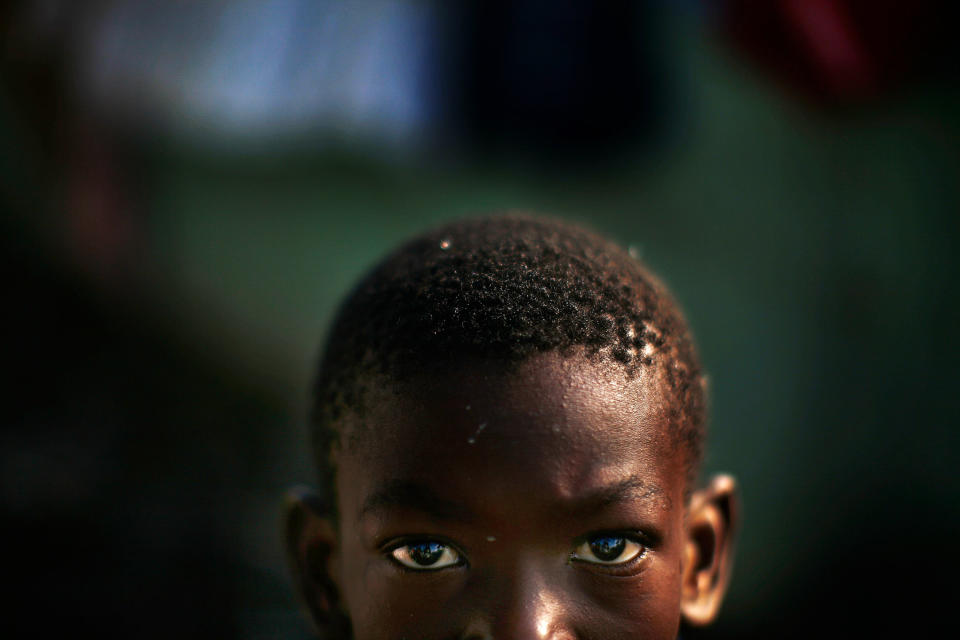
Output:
282,486,349,637
680,474,739,626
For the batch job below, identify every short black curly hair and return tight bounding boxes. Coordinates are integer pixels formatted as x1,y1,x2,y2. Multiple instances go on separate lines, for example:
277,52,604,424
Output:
311,213,707,503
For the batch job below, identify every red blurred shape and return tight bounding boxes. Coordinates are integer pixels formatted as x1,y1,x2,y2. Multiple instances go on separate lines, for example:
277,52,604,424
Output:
782,0,873,96
718,0,947,105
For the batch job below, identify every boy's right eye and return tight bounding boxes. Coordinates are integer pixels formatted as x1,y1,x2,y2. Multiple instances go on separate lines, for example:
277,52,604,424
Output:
389,541,462,571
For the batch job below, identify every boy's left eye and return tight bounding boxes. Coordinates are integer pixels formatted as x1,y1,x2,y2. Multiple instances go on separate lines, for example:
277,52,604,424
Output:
389,541,462,571
571,534,645,565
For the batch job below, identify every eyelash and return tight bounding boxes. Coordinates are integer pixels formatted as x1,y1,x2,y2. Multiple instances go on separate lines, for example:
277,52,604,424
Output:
383,531,650,576
383,537,468,573
569,532,650,576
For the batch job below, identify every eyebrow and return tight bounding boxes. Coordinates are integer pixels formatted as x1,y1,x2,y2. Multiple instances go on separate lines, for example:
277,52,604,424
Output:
359,475,667,523
568,475,668,516
359,479,475,522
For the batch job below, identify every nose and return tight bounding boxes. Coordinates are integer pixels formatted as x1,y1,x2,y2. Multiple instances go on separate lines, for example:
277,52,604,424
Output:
464,559,576,640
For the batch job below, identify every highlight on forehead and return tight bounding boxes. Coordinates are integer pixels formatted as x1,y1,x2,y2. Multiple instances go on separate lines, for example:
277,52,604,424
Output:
342,347,654,432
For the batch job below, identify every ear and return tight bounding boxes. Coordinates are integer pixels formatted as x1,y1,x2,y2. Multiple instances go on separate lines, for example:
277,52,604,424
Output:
680,474,739,626
282,486,349,637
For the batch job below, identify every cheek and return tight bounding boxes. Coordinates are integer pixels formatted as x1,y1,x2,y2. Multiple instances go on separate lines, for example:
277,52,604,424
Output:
338,540,468,640
580,495,686,633
571,554,683,638
572,509,687,637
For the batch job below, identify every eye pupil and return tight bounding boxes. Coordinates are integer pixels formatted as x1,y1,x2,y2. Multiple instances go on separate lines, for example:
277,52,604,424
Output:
589,536,626,562
408,542,445,566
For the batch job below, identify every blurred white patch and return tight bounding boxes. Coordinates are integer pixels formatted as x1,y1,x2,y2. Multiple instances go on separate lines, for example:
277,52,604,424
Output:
79,0,439,148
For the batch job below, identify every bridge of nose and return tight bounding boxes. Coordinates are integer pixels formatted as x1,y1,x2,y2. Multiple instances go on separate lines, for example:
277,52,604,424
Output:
461,555,580,640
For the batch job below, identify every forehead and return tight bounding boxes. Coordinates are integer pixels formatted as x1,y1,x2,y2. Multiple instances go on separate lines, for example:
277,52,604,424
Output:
340,351,685,518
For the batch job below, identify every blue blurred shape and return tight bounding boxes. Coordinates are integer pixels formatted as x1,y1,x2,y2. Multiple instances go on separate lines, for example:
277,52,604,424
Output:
83,0,439,147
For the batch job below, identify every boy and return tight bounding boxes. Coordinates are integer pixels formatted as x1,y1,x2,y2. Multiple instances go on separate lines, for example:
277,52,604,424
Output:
285,214,737,639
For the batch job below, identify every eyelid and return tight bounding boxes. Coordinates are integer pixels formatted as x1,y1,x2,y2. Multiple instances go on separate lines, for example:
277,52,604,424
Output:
383,537,467,572
569,531,649,568
575,530,653,549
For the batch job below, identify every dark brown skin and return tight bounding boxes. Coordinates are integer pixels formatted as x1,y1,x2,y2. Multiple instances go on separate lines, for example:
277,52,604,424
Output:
286,351,737,639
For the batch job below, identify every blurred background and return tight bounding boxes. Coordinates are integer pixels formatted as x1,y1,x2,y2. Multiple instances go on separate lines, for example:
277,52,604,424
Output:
2,1,957,637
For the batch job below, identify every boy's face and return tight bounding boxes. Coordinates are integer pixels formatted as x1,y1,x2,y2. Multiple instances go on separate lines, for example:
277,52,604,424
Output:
288,352,735,639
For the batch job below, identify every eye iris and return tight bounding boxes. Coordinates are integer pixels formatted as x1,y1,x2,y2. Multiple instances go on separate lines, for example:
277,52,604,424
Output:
408,542,445,566
589,536,626,562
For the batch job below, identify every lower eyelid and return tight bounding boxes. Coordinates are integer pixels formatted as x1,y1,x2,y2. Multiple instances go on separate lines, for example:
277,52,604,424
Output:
572,548,649,577
570,535,650,571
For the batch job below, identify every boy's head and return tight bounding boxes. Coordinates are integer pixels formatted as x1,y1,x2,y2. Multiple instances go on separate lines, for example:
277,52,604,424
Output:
286,214,737,639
